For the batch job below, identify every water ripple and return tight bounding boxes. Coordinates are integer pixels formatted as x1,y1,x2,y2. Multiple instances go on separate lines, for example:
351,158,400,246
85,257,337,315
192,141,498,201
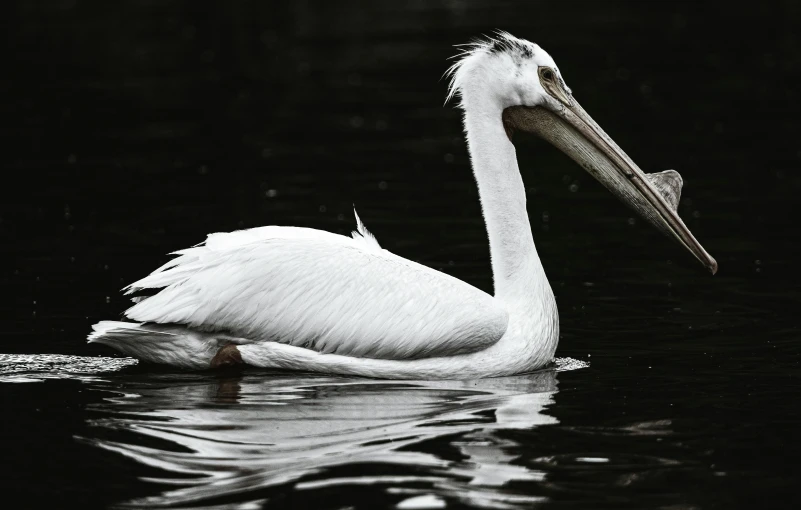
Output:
80,371,564,508
0,355,592,507
0,354,138,383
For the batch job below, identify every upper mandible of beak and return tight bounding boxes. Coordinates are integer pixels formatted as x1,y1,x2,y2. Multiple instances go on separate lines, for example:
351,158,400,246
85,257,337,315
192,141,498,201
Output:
503,101,717,275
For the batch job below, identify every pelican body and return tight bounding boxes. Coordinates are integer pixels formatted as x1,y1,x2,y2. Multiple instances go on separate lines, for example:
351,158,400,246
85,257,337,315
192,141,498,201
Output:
89,33,716,379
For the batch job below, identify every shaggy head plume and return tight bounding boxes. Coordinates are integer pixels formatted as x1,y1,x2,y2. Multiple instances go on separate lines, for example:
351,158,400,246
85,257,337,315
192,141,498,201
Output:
445,31,547,107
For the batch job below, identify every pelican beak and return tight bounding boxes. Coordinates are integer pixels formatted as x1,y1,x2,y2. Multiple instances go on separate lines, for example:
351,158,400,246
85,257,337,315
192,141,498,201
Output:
503,93,717,275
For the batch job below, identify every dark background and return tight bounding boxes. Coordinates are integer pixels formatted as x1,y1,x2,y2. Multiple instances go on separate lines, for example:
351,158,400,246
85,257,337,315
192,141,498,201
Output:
2,1,801,508
3,0,799,354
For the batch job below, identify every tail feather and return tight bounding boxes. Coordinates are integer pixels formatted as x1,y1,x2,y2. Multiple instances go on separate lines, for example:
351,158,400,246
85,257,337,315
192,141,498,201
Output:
88,321,227,369
88,321,173,342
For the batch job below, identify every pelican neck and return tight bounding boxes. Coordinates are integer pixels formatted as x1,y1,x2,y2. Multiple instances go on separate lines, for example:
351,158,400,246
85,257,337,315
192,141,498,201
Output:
462,105,544,301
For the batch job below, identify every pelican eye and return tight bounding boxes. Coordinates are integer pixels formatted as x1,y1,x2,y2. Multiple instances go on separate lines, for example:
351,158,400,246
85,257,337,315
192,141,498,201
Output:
538,66,571,106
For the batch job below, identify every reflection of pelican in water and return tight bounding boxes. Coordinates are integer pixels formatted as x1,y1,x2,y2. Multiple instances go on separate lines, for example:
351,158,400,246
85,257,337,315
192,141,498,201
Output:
83,370,561,508
88,31,715,377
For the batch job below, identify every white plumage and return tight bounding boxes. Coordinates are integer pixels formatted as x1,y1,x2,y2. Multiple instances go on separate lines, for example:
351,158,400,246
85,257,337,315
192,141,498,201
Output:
122,222,508,361
89,32,714,378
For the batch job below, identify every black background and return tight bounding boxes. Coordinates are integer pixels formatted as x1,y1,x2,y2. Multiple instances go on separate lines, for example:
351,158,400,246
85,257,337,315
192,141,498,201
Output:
3,0,799,353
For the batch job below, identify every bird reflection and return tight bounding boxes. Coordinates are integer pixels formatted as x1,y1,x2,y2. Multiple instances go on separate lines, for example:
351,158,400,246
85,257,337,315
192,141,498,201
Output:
83,370,559,508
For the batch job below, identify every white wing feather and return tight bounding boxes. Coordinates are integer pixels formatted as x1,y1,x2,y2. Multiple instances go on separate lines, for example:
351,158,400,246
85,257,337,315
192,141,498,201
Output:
351,207,381,250
124,222,508,360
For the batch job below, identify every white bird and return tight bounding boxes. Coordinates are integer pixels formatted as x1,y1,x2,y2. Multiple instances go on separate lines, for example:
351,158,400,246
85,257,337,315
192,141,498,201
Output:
89,32,716,378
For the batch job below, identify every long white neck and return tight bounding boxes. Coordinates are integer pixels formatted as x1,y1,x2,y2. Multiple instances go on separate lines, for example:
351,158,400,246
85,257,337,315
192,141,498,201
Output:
463,101,550,304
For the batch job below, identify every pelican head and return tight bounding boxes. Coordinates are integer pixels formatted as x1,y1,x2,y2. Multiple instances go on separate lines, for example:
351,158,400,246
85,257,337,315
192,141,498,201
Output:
448,32,717,274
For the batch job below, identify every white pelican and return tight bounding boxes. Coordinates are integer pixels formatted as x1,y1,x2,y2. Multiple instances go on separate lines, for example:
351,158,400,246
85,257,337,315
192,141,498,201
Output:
89,32,716,378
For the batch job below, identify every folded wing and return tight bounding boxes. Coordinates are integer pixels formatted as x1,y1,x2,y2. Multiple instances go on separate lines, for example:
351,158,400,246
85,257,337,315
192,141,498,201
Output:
124,226,508,360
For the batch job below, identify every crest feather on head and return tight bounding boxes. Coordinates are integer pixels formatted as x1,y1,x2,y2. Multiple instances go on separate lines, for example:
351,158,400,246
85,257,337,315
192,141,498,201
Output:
444,30,538,106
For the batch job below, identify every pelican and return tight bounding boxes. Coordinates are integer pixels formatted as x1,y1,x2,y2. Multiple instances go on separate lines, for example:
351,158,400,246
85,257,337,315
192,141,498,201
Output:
88,32,716,378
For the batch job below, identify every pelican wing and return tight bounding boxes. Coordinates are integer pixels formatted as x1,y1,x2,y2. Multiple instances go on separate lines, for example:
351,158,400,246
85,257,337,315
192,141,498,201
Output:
124,225,508,360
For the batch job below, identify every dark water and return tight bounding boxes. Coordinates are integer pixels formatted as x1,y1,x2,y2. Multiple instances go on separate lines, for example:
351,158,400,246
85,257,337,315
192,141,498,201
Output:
3,0,801,508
